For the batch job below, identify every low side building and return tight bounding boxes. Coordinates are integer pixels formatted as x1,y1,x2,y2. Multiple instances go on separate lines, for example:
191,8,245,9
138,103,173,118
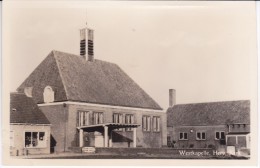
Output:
167,89,250,155
10,93,51,156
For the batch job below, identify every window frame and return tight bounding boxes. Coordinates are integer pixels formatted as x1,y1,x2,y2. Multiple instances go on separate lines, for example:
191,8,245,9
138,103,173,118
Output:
43,86,54,103
215,131,225,140
78,110,90,127
142,115,151,132
196,131,206,140
93,112,104,125
152,116,160,132
113,113,124,131
179,132,188,140
125,114,134,131
24,131,47,148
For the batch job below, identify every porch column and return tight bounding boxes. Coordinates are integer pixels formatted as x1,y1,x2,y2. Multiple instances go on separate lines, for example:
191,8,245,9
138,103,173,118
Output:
133,127,137,148
79,129,84,147
104,126,108,147
109,130,113,147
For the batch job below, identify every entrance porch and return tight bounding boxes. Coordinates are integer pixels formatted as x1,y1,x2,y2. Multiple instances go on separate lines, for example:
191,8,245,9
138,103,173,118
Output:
77,123,140,148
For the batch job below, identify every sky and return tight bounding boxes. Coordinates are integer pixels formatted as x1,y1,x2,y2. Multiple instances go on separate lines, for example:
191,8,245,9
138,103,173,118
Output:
3,1,257,109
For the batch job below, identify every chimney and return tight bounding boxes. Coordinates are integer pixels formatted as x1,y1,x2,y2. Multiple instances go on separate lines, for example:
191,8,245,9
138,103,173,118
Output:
169,89,176,107
80,28,94,61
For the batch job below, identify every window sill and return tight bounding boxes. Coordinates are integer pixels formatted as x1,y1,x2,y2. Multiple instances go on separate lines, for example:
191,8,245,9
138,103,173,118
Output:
196,139,206,141
179,139,188,141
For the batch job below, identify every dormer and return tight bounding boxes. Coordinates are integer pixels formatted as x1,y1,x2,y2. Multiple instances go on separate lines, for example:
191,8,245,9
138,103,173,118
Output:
43,86,54,103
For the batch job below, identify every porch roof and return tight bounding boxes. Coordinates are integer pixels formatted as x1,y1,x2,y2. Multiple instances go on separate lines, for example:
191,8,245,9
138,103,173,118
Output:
77,123,140,130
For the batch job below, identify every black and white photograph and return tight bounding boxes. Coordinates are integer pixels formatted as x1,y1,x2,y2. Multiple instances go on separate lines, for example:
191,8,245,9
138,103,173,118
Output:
2,0,258,166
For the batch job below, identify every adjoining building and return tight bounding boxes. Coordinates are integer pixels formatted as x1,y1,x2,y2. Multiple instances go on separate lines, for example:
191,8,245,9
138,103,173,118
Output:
167,89,250,155
16,26,167,153
10,92,51,156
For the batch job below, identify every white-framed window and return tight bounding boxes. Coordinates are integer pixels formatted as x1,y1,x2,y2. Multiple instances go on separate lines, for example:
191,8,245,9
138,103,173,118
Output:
10,131,14,147
215,131,225,140
113,113,123,131
43,86,54,103
125,114,134,131
78,111,90,126
142,116,151,132
196,131,206,140
93,112,104,125
24,131,46,148
152,116,160,132
179,132,188,140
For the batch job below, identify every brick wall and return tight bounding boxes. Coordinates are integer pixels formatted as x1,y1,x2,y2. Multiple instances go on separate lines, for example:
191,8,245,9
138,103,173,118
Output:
167,125,228,150
39,104,68,153
39,103,166,152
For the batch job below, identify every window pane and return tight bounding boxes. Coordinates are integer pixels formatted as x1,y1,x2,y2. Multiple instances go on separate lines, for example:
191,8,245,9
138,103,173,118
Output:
130,115,134,123
180,133,183,139
147,117,150,131
221,132,225,139
32,132,38,147
82,112,85,125
113,114,116,123
143,116,146,130
95,113,99,124
184,133,188,140
125,115,129,124
197,132,201,139
85,112,89,125
39,132,45,141
202,132,206,140
153,117,156,131
99,113,104,124
157,117,160,131
216,132,220,139
119,114,123,123
25,132,32,147
80,112,83,126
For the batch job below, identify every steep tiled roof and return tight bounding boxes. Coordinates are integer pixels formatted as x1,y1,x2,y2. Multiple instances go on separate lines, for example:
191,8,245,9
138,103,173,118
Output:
10,93,50,124
17,50,162,110
167,100,250,126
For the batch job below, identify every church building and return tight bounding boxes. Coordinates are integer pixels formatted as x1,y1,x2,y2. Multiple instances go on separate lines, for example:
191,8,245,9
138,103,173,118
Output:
16,26,167,153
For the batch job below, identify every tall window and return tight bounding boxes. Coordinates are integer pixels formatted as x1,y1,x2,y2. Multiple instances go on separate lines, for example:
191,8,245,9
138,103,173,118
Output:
10,131,14,147
196,131,206,140
113,113,123,131
93,112,104,124
125,114,134,131
215,131,225,140
153,116,160,132
142,116,151,132
179,132,188,140
78,111,90,126
25,132,46,148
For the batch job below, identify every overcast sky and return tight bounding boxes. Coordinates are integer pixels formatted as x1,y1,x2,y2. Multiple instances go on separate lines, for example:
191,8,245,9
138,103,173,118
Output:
4,1,257,109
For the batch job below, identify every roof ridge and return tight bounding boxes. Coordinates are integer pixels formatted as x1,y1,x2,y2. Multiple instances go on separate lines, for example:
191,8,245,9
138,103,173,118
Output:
173,99,250,106
52,51,69,100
